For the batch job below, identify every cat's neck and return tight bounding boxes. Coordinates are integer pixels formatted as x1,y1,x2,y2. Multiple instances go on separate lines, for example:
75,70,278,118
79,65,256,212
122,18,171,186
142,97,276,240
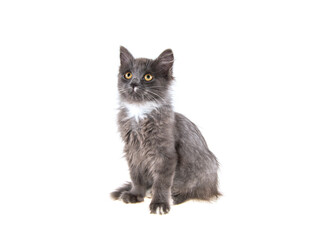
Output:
120,100,172,122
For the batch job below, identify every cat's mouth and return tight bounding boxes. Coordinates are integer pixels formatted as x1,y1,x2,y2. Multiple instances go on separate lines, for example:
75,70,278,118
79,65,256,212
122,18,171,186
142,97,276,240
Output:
125,87,144,101
132,87,139,93
128,87,140,95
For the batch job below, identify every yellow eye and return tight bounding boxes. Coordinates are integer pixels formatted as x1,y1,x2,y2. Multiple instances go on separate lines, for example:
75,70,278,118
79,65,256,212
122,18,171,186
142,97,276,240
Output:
144,74,153,81
124,72,132,79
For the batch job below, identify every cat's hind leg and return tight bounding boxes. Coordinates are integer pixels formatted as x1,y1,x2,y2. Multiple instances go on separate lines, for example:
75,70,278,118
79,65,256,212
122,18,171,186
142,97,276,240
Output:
172,186,221,205
172,192,190,205
172,177,221,205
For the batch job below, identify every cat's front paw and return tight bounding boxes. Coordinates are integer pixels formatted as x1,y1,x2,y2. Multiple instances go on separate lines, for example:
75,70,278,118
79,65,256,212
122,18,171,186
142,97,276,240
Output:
121,191,144,204
149,201,170,214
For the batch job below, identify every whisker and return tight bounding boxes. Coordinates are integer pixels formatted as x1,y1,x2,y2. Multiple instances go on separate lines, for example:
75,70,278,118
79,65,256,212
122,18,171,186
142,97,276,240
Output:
145,89,167,105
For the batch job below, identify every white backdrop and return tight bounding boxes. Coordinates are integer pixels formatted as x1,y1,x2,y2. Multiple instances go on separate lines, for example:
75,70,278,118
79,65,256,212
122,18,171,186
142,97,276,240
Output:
0,0,314,239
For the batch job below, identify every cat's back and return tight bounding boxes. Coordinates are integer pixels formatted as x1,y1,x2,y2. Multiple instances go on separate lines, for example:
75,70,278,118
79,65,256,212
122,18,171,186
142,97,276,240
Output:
174,112,208,147
174,112,217,166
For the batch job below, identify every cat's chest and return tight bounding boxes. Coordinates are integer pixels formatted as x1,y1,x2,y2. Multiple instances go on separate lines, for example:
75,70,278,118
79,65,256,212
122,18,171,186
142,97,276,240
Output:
123,117,156,145
120,109,159,146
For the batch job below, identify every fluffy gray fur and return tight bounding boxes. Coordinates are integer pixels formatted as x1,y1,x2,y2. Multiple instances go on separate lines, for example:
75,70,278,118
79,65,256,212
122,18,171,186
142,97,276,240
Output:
111,46,221,214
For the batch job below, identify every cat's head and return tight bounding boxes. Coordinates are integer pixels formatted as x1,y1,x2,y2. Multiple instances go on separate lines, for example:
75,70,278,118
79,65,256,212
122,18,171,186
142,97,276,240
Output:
118,46,174,104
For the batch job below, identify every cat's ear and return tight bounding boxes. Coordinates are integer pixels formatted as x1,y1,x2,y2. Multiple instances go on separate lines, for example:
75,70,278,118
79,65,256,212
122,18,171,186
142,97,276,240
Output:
120,46,134,66
154,49,174,74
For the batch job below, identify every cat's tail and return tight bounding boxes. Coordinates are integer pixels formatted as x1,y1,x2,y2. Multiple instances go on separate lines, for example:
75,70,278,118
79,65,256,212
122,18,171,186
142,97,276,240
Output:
110,182,132,200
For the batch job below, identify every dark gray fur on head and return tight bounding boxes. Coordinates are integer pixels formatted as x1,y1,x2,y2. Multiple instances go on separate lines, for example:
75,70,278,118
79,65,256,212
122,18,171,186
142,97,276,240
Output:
111,46,221,214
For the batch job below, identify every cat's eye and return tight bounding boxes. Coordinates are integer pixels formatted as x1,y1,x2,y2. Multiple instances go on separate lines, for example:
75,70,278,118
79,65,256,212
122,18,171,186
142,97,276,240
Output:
144,74,153,81
124,72,132,80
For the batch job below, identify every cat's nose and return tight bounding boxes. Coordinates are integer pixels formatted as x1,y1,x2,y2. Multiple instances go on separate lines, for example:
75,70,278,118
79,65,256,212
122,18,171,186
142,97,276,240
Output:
130,79,140,89
130,82,138,88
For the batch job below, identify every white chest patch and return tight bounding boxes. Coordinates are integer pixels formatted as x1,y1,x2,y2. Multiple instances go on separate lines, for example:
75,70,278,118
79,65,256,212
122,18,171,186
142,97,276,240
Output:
122,101,161,122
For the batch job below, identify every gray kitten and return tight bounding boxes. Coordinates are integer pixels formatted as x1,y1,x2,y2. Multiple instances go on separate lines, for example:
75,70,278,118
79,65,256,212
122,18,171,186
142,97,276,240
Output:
111,46,221,214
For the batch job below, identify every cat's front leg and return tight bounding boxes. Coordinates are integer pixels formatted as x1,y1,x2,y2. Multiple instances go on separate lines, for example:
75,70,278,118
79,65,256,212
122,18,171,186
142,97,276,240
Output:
121,184,146,203
149,150,177,214
121,169,146,204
